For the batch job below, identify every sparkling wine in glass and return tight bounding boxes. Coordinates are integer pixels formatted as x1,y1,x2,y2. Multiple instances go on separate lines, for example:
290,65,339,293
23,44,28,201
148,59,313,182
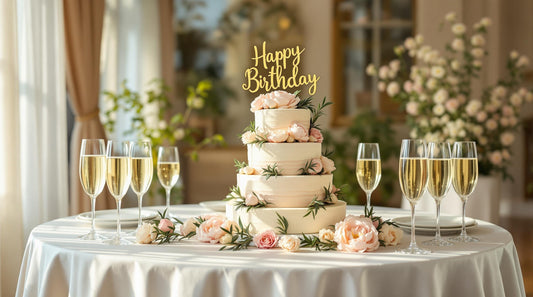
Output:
157,146,180,215
423,142,453,247
130,141,153,231
398,139,430,254
356,143,381,210
105,140,132,245
79,139,107,240
450,141,479,243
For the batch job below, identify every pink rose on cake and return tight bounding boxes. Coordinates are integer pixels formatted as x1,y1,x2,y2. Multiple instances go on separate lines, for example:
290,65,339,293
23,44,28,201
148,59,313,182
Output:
289,123,309,142
267,129,289,143
308,158,323,175
250,94,268,112
309,128,324,143
378,224,403,246
334,215,379,252
271,90,300,109
320,156,336,174
253,229,278,249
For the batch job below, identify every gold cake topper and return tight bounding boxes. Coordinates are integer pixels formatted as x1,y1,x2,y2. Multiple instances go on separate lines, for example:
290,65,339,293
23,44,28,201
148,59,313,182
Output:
242,41,320,95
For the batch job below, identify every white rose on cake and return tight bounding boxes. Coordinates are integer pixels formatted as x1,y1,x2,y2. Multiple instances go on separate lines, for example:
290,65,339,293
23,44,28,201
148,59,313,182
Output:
270,90,300,109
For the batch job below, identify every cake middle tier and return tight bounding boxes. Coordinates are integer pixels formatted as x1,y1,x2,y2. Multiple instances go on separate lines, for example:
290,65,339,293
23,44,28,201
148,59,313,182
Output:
248,142,322,175
237,174,333,208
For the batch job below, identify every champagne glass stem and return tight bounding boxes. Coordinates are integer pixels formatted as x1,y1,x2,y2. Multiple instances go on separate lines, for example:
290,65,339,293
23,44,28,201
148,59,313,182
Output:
90,195,96,236
409,200,416,247
435,201,441,240
366,192,371,210
460,199,467,238
116,199,122,239
137,193,143,229
165,188,171,214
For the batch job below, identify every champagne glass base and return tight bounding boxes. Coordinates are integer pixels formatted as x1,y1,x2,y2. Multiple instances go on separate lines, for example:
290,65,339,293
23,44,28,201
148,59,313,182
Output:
397,243,431,255
79,231,106,241
449,234,479,243
422,237,453,247
105,236,132,245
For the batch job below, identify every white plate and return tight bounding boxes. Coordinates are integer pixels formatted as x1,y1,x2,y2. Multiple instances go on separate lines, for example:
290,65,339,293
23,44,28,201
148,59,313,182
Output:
77,209,158,228
397,224,477,236
392,215,476,229
199,201,226,212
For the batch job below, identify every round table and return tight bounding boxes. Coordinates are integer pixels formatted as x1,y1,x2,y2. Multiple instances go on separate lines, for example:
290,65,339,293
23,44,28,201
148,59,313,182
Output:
16,205,525,297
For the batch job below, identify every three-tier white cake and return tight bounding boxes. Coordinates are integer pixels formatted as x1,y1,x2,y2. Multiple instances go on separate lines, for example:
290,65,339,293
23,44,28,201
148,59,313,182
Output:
225,91,346,234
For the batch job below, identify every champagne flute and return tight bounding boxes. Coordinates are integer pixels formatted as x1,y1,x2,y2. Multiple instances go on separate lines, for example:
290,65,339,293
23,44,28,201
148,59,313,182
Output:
130,141,153,232
398,139,430,254
356,143,381,210
450,141,479,243
105,140,132,245
79,139,107,240
157,146,180,216
423,142,453,246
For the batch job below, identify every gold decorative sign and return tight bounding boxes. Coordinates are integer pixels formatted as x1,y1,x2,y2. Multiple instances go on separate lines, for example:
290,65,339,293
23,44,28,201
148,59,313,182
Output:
242,41,320,95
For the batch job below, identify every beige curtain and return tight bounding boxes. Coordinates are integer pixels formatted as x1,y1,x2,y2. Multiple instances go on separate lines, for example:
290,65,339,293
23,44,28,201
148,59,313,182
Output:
64,0,113,214
158,0,175,99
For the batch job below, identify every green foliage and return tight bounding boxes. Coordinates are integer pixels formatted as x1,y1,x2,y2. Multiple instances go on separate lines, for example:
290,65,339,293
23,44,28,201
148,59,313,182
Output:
323,111,398,205
261,164,282,180
300,233,337,251
276,212,289,235
219,218,254,251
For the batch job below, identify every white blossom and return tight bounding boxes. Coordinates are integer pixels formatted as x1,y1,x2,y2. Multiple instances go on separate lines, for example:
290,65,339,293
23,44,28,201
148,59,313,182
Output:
386,82,400,97
366,64,377,76
433,104,445,116
452,23,466,35
379,66,389,79
471,48,485,59
471,34,486,47
480,17,492,27
518,56,530,67
431,66,446,78
510,93,523,106
510,51,519,60
445,12,456,22
433,89,449,104
451,39,465,52
500,132,515,146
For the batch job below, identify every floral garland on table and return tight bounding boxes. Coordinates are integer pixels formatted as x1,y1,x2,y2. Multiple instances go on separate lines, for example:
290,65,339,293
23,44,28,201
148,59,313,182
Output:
136,207,403,253
366,12,533,179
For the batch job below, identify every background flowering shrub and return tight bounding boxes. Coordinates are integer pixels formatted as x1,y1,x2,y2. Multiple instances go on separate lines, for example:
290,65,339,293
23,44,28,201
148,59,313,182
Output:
367,12,533,179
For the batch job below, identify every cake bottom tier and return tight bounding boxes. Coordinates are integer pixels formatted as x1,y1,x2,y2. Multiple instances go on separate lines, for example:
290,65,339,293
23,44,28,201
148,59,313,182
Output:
225,201,347,234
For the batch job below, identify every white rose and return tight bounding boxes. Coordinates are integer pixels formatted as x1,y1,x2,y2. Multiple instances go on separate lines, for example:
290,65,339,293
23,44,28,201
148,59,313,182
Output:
433,89,449,104
489,151,503,166
473,60,482,68
409,130,418,138
500,118,509,127
445,12,456,22
509,116,518,126
431,117,440,126
451,60,460,71
386,82,400,97
480,17,492,27
136,223,157,244
518,56,530,67
278,235,301,252
471,34,486,47
452,23,466,35
379,66,389,79
476,111,487,122
431,66,445,78
465,100,482,116
239,166,256,175
423,50,439,63
415,34,424,44
320,156,336,174
479,136,488,145
219,233,232,244
318,229,335,243
390,60,401,72
378,224,403,246
471,48,485,59
191,97,205,109
263,97,278,109
447,76,459,86
271,90,300,109
378,82,386,92
366,64,377,76
406,102,419,115
426,78,437,90
245,193,259,206
500,132,515,146
267,129,289,143
158,120,168,130
432,104,445,116
472,125,483,136
174,128,186,141
440,114,450,124
451,39,465,52
510,51,519,60
394,45,405,56
404,37,416,50
502,150,511,160
241,131,257,144
486,119,498,130
493,86,507,97
510,93,523,106
180,218,197,236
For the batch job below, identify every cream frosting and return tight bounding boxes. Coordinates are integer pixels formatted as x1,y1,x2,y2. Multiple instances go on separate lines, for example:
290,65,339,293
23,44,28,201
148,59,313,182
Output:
248,143,322,175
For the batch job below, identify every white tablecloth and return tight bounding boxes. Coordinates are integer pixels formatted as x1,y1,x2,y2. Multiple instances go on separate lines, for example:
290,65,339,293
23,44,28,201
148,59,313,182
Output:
16,205,525,297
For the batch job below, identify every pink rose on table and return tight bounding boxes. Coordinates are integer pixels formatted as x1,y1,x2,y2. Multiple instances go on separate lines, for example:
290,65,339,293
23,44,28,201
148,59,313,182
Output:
198,217,238,244
320,156,336,174
308,158,323,175
253,229,278,249
158,219,174,232
271,90,300,109
378,224,403,246
334,215,379,252
309,128,323,143
136,222,157,244
267,129,289,143
180,217,196,236
278,235,301,252
288,123,309,142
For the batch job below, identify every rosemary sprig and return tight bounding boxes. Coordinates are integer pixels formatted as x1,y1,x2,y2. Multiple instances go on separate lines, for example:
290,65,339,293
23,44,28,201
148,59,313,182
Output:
296,95,313,110
219,218,254,251
248,134,268,147
151,211,195,244
234,159,248,172
276,212,289,234
304,196,327,219
262,164,282,180
298,159,321,175
242,121,256,133
293,90,301,97
300,233,337,251
322,148,334,158
224,186,269,212
363,205,399,246
310,97,332,130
